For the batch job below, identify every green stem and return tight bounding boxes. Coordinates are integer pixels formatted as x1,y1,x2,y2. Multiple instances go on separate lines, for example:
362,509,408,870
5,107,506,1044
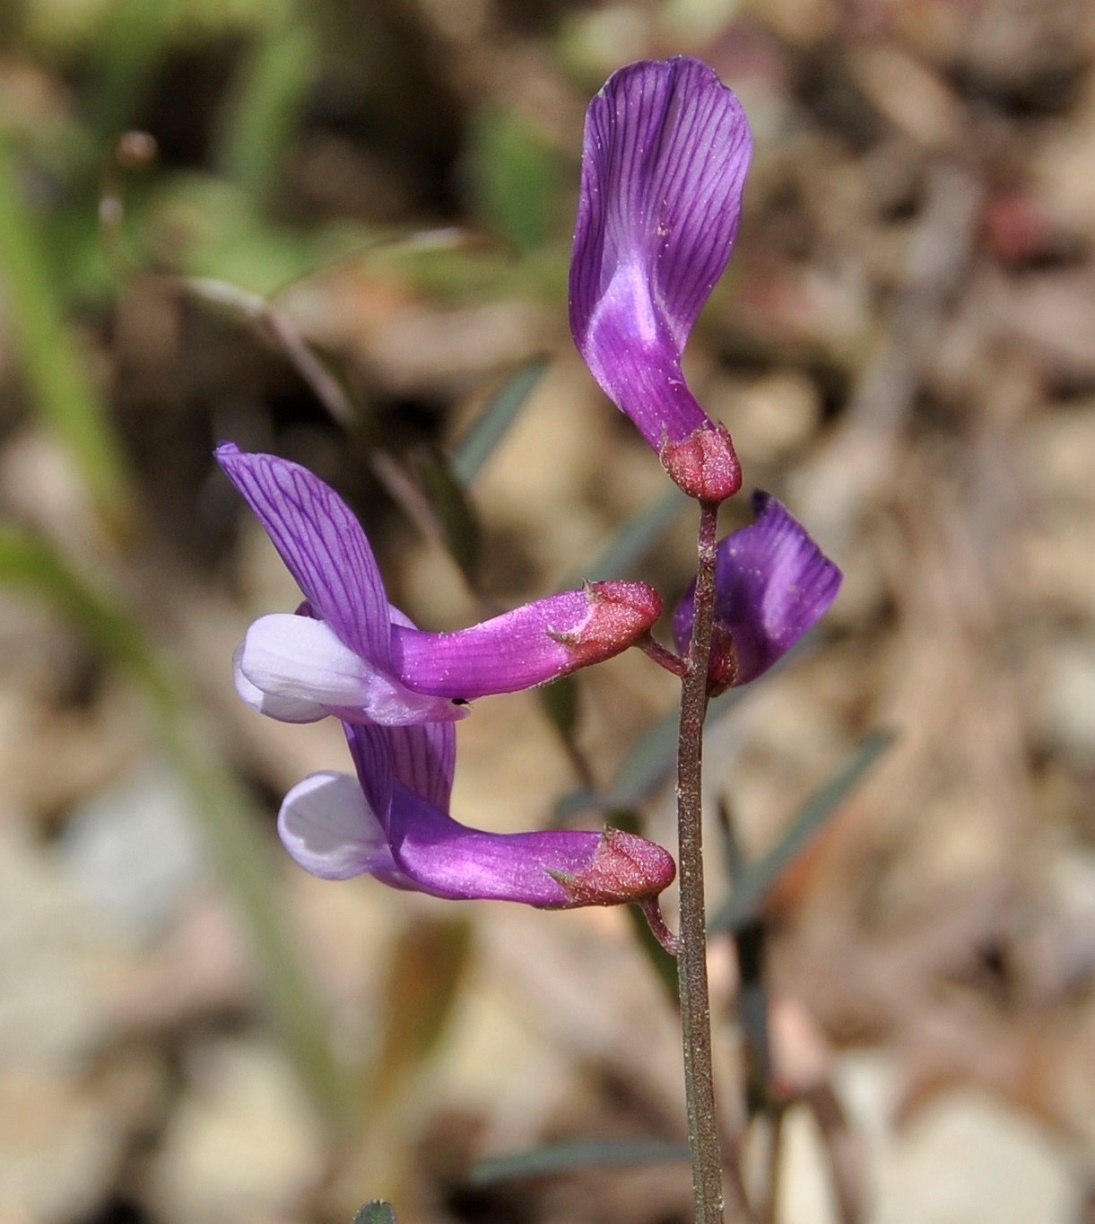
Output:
0,136,134,536
677,500,724,1223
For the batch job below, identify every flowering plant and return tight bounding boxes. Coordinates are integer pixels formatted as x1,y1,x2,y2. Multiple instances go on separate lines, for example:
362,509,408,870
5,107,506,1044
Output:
219,54,841,1224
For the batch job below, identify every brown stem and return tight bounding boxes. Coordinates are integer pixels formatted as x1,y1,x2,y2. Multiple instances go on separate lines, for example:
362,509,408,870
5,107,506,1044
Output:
676,500,728,1223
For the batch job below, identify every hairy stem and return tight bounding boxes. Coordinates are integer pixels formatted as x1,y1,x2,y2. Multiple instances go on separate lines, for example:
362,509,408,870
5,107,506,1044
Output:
677,500,724,1223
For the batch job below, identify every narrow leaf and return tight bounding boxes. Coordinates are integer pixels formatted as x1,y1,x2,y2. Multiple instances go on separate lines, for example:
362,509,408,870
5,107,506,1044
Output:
571,487,687,585
368,916,473,1108
412,447,481,579
451,356,549,486
471,1139,690,1185
0,526,353,1130
709,731,895,935
538,674,579,739
606,684,751,809
215,23,317,202
0,137,134,533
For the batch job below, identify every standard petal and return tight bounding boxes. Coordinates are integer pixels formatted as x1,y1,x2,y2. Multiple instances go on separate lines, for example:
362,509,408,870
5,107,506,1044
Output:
569,58,751,497
385,782,676,908
277,770,405,881
674,492,842,687
389,582,662,697
216,444,392,665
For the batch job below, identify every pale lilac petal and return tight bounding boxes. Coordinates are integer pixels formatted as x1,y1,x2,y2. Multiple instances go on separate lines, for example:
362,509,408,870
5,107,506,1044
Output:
674,492,842,686
389,582,662,697
569,58,751,498
277,771,405,882
216,444,391,664
237,613,466,727
232,641,327,723
385,783,676,908
238,613,375,709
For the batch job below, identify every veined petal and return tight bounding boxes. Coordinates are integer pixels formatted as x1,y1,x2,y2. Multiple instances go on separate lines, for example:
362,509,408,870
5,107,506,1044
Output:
674,492,842,689
216,444,392,665
383,722,456,812
277,770,406,882
343,723,394,835
390,582,662,697
386,782,676,908
569,57,751,501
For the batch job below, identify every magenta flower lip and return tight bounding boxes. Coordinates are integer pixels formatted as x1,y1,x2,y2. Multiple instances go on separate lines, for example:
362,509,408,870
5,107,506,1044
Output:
216,445,663,722
569,57,752,502
673,492,842,692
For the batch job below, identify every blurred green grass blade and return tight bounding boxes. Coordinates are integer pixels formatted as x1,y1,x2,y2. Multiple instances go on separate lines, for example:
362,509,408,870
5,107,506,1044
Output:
0,137,134,532
215,23,318,201
709,730,895,936
0,526,161,692
472,1139,690,1185
573,487,687,584
91,0,173,145
412,447,481,580
451,356,549,487
606,683,751,809
538,674,579,739
469,107,563,252
368,916,473,1108
351,1204,397,1224
0,526,352,1130
602,637,817,810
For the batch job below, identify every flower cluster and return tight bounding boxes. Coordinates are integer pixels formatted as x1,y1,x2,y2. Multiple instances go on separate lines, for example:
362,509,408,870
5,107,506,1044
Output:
217,56,841,918
218,443,674,908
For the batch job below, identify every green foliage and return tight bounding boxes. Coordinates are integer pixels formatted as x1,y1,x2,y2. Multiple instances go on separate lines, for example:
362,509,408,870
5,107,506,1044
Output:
468,106,565,254
0,136,134,532
214,22,319,202
412,447,482,582
351,1203,397,1224
472,1138,690,1185
452,356,550,486
709,730,895,935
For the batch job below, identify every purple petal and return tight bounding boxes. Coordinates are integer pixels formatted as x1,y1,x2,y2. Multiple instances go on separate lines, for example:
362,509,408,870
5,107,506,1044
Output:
277,770,405,882
383,722,456,812
673,492,842,688
343,722,394,837
216,444,392,666
385,783,676,908
569,58,751,500
389,582,662,697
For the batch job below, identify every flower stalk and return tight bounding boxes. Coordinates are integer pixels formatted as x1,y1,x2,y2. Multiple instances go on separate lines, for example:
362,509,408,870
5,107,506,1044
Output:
677,501,727,1223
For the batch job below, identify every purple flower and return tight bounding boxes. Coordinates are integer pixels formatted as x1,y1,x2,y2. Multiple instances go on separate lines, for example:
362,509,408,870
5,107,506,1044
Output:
673,492,842,693
279,717,676,908
216,444,663,726
569,57,752,503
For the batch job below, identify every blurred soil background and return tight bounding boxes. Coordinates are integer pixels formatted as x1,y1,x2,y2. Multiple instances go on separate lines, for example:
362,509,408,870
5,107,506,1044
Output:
2,0,1095,1221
